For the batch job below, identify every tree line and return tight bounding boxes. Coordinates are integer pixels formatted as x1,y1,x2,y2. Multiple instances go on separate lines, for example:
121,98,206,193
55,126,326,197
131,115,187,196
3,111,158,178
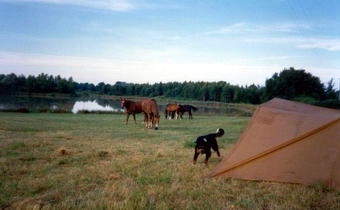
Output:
0,73,75,95
1,68,339,108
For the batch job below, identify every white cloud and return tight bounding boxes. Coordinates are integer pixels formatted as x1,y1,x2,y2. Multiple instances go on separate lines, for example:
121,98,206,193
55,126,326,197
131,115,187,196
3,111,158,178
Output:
0,0,179,12
208,22,247,34
242,35,340,52
297,38,340,51
207,21,311,35
0,0,139,11
0,51,118,68
207,21,340,52
237,56,305,62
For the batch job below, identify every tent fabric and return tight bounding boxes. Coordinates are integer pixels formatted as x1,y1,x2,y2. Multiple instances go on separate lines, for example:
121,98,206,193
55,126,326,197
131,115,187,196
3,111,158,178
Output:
206,98,340,189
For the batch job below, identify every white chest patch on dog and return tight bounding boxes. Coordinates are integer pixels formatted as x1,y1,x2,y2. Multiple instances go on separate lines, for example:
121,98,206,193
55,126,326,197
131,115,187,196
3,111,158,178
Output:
203,138,207,142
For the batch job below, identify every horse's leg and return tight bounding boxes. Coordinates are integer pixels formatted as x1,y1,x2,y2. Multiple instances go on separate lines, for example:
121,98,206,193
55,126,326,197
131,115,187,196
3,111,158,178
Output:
149,114,152,128
176,110,181,120
146,113,151,128
143,113,147,125
133,113,137,124
189,111,192,119
149,114,154,128
148,113,152,128
151,115,155,128
126,113,130,124
143,113,148,127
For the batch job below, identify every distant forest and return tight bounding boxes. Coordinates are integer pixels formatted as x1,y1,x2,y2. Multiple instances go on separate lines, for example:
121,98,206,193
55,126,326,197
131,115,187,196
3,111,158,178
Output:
1,67,339,108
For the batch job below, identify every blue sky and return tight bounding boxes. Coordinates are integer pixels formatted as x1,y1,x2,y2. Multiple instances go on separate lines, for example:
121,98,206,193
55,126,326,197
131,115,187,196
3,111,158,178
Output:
0,0,339,88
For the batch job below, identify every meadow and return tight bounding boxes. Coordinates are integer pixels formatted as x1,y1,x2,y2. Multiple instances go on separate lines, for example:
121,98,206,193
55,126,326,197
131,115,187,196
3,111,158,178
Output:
1,112,340,209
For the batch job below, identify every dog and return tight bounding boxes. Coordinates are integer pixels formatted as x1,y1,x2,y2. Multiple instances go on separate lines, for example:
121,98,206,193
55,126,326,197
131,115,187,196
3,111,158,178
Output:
193,128,224,165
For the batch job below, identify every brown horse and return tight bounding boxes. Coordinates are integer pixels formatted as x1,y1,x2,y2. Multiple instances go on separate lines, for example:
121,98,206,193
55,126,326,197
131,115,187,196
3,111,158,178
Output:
120,98,143,124
142,99,160,130
164,103,181,119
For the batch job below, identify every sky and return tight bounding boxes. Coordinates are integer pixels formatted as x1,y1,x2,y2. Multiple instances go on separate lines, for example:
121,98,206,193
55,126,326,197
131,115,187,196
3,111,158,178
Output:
0,0,339,88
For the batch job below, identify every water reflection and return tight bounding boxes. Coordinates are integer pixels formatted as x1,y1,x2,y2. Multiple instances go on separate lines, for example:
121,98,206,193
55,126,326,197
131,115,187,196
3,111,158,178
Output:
0,96,123,114
72,100,118,113
0,96,254,116
0,95,76,112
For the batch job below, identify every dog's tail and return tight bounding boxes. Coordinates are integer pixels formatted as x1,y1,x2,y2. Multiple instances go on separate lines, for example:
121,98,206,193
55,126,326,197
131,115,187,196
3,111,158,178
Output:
216,128,224,137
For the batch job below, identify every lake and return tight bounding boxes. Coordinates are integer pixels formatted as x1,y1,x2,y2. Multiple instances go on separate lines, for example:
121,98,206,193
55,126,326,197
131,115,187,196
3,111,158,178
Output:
0,96,254,116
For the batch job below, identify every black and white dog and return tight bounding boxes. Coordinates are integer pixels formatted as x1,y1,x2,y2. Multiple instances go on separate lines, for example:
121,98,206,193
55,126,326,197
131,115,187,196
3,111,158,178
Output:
193,128,224,165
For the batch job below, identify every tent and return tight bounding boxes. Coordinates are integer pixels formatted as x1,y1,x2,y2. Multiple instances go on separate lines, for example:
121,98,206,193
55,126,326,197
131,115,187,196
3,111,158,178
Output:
206,98,340,189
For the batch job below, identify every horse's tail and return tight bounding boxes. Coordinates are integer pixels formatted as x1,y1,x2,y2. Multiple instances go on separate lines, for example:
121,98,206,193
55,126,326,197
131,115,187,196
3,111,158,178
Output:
191,106,198,112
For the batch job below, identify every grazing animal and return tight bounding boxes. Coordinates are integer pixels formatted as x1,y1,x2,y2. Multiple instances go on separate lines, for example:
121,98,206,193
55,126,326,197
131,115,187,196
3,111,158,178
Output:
142,99,160,130
193,128,224,165
164,103,181,119
179,105,198,119
120,98,143,124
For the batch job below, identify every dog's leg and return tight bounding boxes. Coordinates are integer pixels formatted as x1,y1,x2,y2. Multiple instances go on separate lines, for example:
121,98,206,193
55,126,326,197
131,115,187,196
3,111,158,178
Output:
193,152,199,165
204,151,211,165
216,150,220,157
212,142,220,157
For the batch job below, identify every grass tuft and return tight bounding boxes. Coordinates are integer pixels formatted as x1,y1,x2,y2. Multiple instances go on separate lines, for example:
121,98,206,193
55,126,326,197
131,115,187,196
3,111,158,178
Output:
183,140,195,148
55,147,73,156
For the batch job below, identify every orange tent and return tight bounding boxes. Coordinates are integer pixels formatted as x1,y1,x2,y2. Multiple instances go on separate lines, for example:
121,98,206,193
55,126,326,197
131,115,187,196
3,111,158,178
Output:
206,98,340,189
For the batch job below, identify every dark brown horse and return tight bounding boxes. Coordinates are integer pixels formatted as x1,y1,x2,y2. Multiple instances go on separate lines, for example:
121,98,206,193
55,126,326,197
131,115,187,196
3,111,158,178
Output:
120,98,143,124
142,99,160,130
164,103,181,119
179,105,198,119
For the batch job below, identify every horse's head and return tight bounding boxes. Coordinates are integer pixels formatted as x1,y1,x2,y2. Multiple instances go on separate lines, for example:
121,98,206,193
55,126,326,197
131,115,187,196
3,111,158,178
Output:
120,98,126,109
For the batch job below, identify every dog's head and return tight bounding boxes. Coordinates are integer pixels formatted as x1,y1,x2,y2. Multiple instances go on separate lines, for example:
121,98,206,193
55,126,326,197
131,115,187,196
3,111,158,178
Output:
195,138,208,154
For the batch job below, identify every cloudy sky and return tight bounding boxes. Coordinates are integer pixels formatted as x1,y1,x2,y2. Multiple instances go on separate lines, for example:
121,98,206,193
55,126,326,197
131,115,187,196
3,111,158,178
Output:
0,0,339,88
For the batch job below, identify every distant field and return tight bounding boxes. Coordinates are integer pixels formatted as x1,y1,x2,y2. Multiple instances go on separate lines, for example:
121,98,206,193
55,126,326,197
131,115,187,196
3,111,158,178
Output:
1,113,340,209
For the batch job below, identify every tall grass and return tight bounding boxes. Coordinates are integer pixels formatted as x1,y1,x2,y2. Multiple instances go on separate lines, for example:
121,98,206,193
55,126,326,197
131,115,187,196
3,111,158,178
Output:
1,113,340,209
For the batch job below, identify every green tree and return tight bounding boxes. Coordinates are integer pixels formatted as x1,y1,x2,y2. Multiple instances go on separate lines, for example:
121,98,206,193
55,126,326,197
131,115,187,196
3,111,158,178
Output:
264,68,325,101
325,78,337,99
199,83,209,101
154,82,163,96
26,75,37,94
208,82,221,101
55,76,75,94
97,82,106,94
221,86,233,103
125,85,135,96
1,73,18,94
36,73,57,93
16,74,27,93
111,82,127,96
246,84,262,104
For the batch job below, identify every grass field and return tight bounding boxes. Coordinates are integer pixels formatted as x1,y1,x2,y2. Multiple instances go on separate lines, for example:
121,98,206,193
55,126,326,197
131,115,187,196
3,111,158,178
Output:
1,112,340,209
